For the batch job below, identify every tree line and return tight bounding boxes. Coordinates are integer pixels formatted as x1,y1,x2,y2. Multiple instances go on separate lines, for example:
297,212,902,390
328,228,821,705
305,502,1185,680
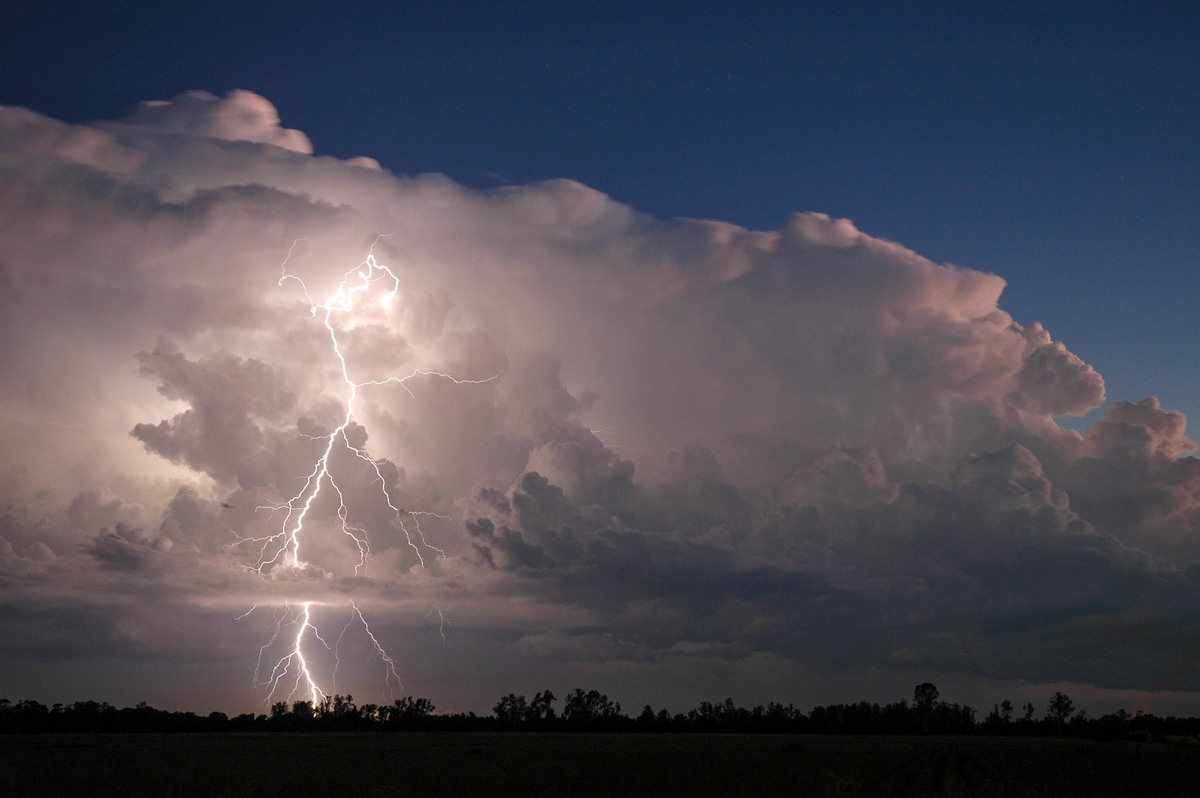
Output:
3,683,1198,740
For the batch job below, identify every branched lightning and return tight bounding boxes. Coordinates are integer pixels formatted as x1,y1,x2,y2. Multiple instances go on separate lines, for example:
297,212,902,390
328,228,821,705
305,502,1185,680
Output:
256,602,329,707
231,238,496,706
227,238,493,574
426,606,451,645
339,601,405,697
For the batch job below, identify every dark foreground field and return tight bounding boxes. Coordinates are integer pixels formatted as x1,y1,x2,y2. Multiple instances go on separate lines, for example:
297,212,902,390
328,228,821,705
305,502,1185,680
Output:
3,732,1198,797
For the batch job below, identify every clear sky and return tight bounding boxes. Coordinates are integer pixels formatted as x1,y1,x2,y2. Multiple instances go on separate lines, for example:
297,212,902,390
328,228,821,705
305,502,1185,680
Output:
2,2,1199,717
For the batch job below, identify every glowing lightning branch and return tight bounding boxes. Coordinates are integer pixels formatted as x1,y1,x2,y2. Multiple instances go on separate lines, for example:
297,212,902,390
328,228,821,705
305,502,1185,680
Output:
233,238,496,706
426,606,451,645
230,238,493,576
258,602,329,707
337,602,405,697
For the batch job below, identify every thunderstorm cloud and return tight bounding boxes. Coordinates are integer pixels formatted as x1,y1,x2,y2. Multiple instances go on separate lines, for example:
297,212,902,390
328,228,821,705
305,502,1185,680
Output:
2,90,1198,712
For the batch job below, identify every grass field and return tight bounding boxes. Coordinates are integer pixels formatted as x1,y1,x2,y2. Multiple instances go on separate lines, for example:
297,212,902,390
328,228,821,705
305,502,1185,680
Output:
3,732,1198,797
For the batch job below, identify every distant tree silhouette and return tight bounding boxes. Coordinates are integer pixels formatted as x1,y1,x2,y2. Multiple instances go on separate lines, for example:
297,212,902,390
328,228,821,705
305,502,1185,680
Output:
562,689,622,726
9,685,1200,737
493,693,529,726
985,699,1016,732
914,683,939,732
317,694,355,718
529,690,557,723
314,695,365,729
686,698,755,731
291,700,314,724
381,696,435,727
913,683,939,709
1047,692,1074,732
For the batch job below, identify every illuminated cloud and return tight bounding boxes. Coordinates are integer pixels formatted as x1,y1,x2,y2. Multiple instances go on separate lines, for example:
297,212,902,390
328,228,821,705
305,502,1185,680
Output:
1,91,1198,712
123,89,314,154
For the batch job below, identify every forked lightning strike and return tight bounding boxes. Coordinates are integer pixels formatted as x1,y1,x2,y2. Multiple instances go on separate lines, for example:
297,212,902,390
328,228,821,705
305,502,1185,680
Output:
258,602,329,707
233,239,492,706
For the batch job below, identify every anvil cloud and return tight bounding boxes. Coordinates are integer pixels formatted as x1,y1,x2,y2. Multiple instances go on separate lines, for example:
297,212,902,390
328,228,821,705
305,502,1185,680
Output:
2,91,1199,714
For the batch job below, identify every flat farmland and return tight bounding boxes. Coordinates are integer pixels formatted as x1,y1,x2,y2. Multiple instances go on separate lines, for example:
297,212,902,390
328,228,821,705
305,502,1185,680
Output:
3,732,1198,797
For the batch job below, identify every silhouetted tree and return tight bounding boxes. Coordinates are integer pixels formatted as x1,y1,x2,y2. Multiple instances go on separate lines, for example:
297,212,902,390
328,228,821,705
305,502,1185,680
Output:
1047,692,1074,732
381,696,435,727
933,701,976,734
687,698,753,731
914,683,939,732
984,700,1014,732
229,712,260,731
529,690,557,722
913,683,939,710
493,693,529,726
562,688,622,726
17,685,1200,738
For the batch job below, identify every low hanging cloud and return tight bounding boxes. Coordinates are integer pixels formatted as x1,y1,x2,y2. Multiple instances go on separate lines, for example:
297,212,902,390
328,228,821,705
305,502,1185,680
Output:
2,90,1199,711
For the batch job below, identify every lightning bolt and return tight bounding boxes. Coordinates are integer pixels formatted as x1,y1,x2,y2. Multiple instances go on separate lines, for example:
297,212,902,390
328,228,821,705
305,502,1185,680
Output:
338,601,405,697
257,602,329,707
426,606,451,645
230,238,496,706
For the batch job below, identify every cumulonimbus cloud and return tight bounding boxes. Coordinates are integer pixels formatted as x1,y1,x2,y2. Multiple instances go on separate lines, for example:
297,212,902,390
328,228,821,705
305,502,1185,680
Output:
2,90,1198,711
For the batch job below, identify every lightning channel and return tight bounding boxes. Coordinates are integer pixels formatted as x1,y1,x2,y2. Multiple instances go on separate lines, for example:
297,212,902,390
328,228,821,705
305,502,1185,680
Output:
229,238,496,706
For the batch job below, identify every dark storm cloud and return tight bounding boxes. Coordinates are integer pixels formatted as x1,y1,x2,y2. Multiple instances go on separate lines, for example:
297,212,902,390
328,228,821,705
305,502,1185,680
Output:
84,523,172,572
3,91,1200,710
460,436,1168,687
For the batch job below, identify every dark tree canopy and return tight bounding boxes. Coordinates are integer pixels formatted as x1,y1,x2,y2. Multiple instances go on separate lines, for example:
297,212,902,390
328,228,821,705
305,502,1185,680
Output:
1047,692,1075,725
913,683,940,711
6,685,1200,740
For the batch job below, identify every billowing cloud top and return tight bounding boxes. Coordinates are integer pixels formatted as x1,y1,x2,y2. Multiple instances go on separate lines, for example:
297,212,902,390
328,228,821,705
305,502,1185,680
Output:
1,91,1198,713
123,89,314,153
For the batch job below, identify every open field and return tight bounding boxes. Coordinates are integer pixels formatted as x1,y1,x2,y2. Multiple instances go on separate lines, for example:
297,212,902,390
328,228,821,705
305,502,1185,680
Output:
3,732,1199,797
